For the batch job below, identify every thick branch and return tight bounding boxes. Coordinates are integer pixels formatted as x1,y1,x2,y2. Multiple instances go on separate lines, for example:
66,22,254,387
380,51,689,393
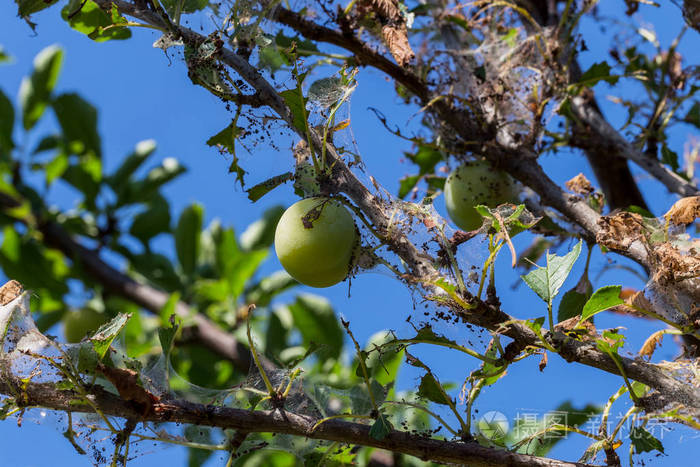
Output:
0,376,594,467
569,96,700,198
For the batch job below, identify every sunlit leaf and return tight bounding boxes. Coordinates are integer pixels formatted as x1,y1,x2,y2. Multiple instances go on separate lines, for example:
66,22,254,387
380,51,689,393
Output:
521,240,582,306
580,285,624,323
175,204,204,276
19,45,63,130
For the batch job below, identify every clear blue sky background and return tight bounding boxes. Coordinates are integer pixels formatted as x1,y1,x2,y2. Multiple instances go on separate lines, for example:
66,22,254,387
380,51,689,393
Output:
0,1,698,466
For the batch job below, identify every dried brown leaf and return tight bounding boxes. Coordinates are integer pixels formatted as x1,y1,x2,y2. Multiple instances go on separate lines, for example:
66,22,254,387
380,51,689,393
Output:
651,242,700,285
565,173,595,195
382,24,415,67
596,211,645,250
538,351,548,372
663,196,700,225
362,0,415,66
96,363,159,414
639,330,664,360
0,280,23,305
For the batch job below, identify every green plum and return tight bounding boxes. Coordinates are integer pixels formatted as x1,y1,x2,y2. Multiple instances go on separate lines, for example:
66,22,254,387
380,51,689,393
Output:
63,308,108,343
444,161,516,231
274,197,357,288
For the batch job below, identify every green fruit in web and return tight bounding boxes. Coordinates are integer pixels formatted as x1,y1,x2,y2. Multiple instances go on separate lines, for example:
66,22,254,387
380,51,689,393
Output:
63,308,108,343
444,161,516,231
274,197,358,288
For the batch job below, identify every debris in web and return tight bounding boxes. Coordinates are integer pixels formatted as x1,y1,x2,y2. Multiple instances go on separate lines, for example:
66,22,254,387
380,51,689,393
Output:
0,291,448,465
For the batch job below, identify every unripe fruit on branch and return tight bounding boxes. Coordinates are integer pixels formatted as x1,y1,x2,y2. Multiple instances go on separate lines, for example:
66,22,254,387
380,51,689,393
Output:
444,161,516,231
274,197,358,288
63,308,108,343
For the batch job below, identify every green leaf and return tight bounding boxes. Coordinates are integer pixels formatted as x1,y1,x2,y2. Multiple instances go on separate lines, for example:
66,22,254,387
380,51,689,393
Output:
557,270,593,322
280,89,308,133
258,46,288,72
0,89,14,156
75,341,100,373
521,240,582,306
245,270,297,307
509,401,600,456
117,157,186,205
161,0,208,16
684,102,700,129
0,227,69,295
476,204,541,237
398,174,420,198
660,144,679,171
417,373,450,405
580,285,624,323
596,329,625,354
558,289,589,322
90,313,130,359
158,292,180,325
175,204,204,276
129,194,171,245
185,426,213,467
206,121,243,154
577,61,619,87
213,227,268,298
108,139,156,189
0,46,11,64
368,413,393,441
61,0,131,42
19,45,63,130
32,134,62,154
16,0,59,16
411,325,458,347
247,173,294,202
405,145,443,175
630,426,664,454
61,155,102,207
364,331,404,387
239,205,285,251
129,252,182,291
265,306,292,359
52,93,101,158
274,31,320,55
288,294,344,362
469,337,506,386
45,152,69,185
158,319,179,358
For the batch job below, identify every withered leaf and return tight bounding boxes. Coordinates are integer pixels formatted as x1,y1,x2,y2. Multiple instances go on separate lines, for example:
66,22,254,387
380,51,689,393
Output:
0,280,23,305
596,211,645,250
381,24,415,67
565,173,595,195
639,330,664,360
650,242,700,285
663,196,700,225
97,363,158,414
363,0,415,66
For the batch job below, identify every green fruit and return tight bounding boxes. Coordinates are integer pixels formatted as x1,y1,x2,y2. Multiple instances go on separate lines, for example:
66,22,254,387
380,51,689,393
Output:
444,161,516,231
63,308,108,343
274,197,357,288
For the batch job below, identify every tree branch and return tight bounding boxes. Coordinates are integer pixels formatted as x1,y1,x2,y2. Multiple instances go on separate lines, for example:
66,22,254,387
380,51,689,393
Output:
0,374,595,467
569,95,699,198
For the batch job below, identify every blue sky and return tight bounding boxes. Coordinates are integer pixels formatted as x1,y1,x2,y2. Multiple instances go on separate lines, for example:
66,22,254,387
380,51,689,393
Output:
0,1,698,466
